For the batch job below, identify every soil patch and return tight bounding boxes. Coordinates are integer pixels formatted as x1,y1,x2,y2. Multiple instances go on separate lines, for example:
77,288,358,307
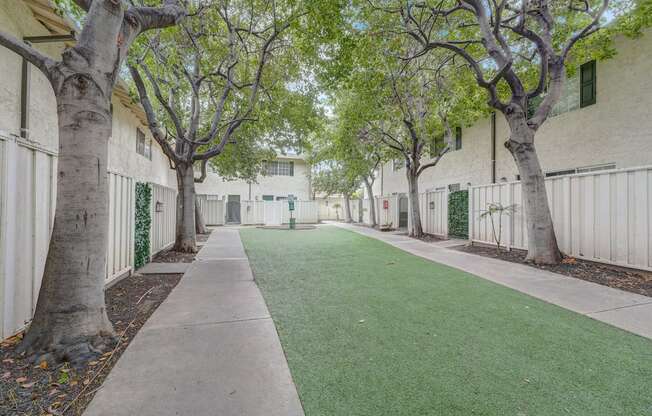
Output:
452,244,652,297
152,230,212,263
0,272,182,415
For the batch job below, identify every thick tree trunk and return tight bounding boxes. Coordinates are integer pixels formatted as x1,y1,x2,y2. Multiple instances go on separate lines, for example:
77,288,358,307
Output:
407,171,423,238
174,164,197,252
363,177,377,227
505,126,562,265
20,80,115,364
195,195,208,234
343,195,353,223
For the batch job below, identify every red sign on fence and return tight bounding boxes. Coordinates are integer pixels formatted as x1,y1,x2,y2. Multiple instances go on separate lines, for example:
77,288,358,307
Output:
383,200,389,210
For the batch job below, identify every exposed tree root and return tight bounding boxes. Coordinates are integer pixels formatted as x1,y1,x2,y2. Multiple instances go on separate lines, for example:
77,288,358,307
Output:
18,328,116,367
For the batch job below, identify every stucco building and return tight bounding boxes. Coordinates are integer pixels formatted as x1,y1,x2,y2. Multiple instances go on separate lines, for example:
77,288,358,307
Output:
372,29,652,198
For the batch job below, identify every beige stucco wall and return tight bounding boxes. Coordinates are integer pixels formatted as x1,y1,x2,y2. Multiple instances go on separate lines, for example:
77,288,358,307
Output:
375,29,652,196
195,157,312,200
0,1,176,188
0,0,60,150
108,96,176,187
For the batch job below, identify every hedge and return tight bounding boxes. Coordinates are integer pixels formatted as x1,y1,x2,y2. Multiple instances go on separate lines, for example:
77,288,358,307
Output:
448,190,468,238
134,182,152,269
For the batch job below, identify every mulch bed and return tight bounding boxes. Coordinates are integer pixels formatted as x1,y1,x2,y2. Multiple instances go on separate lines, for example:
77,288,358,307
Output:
452,244,652,297
151,230,212,263
0,272,183,416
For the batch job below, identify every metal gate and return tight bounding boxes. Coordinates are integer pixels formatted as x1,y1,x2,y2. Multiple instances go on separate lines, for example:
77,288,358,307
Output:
226,195,241,223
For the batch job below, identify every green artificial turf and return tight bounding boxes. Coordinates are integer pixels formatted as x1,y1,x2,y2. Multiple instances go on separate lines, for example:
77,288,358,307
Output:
239,226,652,416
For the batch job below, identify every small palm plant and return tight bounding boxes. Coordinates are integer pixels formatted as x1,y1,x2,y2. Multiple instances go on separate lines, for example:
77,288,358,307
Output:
479,203,517,253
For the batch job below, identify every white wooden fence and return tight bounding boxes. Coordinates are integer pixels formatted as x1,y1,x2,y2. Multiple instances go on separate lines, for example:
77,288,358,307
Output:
469,165,652,271
106,172,135,283
150,183,177,255
0,134,56,339
197,195,225,226
0,133,180,338
376,195,400,228
198,197,318,226
414,190,449,237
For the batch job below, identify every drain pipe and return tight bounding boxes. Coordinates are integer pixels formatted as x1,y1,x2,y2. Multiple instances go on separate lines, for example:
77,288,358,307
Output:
491,112,497,183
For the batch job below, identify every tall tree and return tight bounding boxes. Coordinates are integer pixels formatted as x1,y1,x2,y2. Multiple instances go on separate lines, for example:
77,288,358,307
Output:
381,0,615,263
129,0,302,252
0,0,185,363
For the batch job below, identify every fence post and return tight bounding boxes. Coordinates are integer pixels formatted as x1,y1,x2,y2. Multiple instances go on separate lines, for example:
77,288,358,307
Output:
467,187,474,244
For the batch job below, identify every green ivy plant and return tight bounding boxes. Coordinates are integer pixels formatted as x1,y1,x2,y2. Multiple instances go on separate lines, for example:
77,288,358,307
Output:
134,182,152,269
448,190,469,239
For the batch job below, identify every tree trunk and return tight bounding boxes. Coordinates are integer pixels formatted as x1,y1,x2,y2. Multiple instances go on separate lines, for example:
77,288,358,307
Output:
195,195,207,234
407,170,423,238
19,79,115,364
363,177,377,227
174,164,197,252
343,195,353,223
505,126,562,265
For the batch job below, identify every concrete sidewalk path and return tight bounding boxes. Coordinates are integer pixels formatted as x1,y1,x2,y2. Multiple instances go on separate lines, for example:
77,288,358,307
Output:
84,228,304,416
332,222,652,340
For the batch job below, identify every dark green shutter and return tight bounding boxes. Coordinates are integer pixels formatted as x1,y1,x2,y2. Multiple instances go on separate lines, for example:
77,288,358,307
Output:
289,161,294,176
455,127,462,150
580,60,596,108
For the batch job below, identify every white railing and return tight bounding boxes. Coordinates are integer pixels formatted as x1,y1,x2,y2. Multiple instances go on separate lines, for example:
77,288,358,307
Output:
106,172,135,283
197,194,225,225
376,195,400,228
469,165,652,271
416,190,448,237
150,183,176,255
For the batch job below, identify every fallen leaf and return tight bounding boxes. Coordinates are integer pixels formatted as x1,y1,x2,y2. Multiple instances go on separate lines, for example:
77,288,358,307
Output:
16,377,28,383
49,388,59,396
21,382,36,388
2,371,10,379
39,361,49,370
3,358,14,364
83,379,91,385
88,361,99,366
358,320,365,324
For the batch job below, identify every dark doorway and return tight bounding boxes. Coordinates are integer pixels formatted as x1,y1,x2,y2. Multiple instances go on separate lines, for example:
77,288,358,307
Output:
226,195,241,223
398,195,408,228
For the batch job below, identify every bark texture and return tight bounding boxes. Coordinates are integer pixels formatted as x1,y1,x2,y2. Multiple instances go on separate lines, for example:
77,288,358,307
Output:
174,164,197,252
363,177,377,227
343,195,353,223
505,124,562,264
195,195,208,234
406,170,423,238
20,75,115,364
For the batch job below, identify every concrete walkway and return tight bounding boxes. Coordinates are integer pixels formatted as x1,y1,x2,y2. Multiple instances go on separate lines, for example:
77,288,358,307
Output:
85,228,304,416
332,222,652,340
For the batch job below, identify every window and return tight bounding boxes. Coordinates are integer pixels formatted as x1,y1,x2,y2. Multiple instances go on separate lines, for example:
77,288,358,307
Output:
392,158,404,171
276,196,288,201
526,60,596,118
136,128,151,159
265,160,294,176
262,195,274,201
454,127,462,150
580,60,597,108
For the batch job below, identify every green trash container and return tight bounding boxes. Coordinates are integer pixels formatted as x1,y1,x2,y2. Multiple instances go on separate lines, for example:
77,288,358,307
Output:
289,217,296,230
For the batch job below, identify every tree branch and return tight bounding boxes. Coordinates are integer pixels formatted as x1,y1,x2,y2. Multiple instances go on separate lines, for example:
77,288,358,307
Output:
0,31,57,81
